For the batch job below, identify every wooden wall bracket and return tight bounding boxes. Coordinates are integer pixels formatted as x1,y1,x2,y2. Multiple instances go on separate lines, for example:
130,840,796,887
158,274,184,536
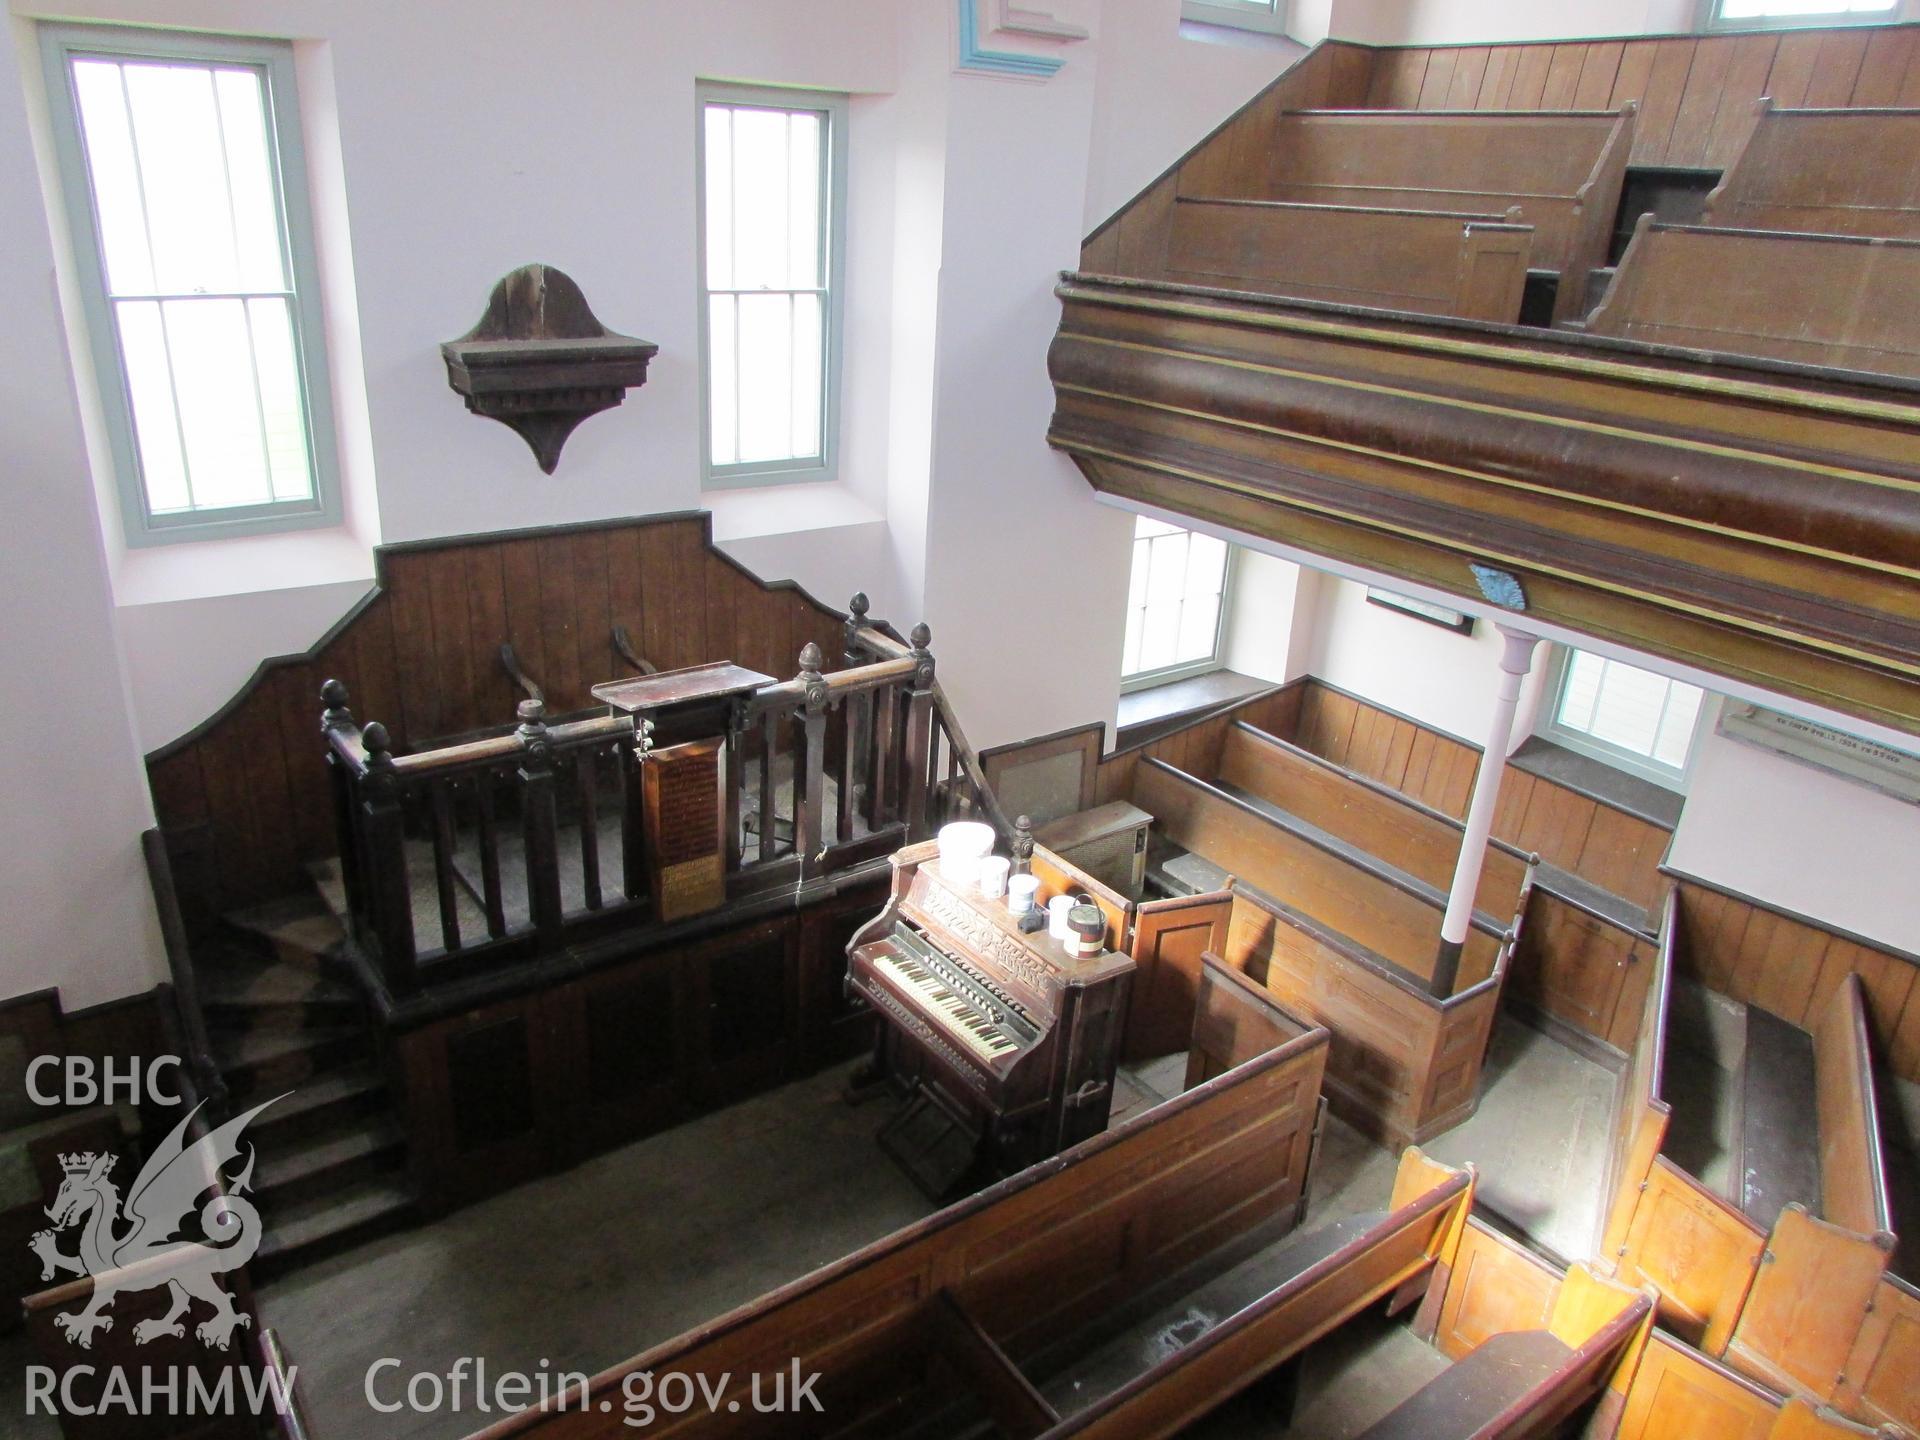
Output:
441,264,658,474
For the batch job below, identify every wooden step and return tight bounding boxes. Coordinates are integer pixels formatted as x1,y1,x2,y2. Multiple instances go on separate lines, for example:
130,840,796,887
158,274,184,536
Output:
248,1063,390,1147
223,893,347,968
199,948,361,1033
256,1117,405,1203
215,1025,365,1100
254,1175,417,1280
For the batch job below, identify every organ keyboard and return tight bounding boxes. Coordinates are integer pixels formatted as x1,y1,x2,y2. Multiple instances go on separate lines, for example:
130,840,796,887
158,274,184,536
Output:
847,839,1135,1185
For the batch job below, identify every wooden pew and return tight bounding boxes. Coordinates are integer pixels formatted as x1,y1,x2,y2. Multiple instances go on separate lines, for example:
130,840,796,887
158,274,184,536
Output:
1586,216,1920,380
1212,720,1536,935
1160,196,1535,323
1354,1260,1652,1440
1131,756,1509,995
1601,891,1907,1419
1225,884,1506,1150
1704,99,1920,240
462,1010,1376,1440
1617,1329,1893,1440
467,1143,1473,1440
1203,106,1637,321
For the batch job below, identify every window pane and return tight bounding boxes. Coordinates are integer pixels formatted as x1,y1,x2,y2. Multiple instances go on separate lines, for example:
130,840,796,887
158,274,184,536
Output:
115,299,189,512
247,298,313,503
164,297,271,510
730,107,792,291
1185,533,1228,600
1145,532,1189,607
70,60,154,295
121,62,246,296
788,111,821,288
214,68,286,292
735,292,795,463
1720,0,1892,14
1137,597,1179,674
1176,595,1220,664
790,292,822,459
708,294,738,466
1556,650,1605,732
703,107,733,291
1122,605,1143,676
1654,683,1705,769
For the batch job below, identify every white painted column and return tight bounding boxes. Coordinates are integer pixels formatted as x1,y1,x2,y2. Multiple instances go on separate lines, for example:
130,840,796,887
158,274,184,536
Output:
1433,624,1541,996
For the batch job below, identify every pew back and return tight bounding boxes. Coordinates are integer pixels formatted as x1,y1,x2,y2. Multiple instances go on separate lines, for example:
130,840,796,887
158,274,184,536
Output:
1162,196,1534,323
1705,100,1920,239
1223,106,1637,318
1185,949,1316,1089
1226,888,1505,1148
1600,888,1676,1260
1133,757,1505,994
1587,218,1920,380
471,1017,1332,1439
1811,973,1895,1242
1215,721,1534,930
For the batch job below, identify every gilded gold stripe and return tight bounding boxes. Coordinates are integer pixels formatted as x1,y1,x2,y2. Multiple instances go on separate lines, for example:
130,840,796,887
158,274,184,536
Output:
1056,437,1920,683
1057,283,1920,430
1053,379,1920,585
1056,327,1920,501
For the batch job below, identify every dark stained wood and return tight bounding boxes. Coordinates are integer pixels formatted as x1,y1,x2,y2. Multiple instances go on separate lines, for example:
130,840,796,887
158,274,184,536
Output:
144,514,849,919
592,662,776,713
1704,100,1920,239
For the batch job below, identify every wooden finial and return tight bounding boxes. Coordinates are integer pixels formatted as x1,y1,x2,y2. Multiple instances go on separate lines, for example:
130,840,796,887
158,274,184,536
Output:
798,641,824,675
848,592,869,622
910,622,932,655
517,698,546,727
361,721,394,768
798,642,828,712
1012,814,1034,873
321,678,353,732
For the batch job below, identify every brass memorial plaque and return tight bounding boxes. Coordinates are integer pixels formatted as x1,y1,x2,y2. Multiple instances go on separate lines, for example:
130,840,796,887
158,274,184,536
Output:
641,737,725,922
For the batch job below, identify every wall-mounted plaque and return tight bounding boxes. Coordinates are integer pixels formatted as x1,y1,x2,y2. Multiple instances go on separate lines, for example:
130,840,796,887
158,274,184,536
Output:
1364,586,1475,635
1718,701,1920,806
641,737,725,921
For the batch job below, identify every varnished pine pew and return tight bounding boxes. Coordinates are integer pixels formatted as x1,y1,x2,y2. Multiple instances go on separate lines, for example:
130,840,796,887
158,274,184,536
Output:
1160,196,1535,323
1613,1328,1891,1439
1704,99,1920,240
466,1004,1340,1440
1353,1261,1652,1440
1202,106,1637,321
1212,720,1536,935
1132,756,1510,994
1224,885,1506,1149
1587,216,1920,380
1601,892,1907,1421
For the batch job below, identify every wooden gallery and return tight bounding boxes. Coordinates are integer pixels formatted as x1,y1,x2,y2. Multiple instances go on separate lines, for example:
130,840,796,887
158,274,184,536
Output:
6,3,1920,1439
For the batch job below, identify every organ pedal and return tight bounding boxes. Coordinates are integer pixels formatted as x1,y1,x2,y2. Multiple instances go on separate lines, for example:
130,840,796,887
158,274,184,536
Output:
876,1085,983,1202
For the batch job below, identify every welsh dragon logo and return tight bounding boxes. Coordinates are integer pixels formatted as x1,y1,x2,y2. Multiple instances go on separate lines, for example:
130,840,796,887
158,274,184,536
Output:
29,1098,281,1350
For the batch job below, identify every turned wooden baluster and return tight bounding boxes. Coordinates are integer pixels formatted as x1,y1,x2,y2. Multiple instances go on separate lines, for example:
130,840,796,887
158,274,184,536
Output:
517,700,564,944
320,679,365,924
902,624,936,840
840,593,873,840
794,643,829,878
621,718,652,903
358,721,418,994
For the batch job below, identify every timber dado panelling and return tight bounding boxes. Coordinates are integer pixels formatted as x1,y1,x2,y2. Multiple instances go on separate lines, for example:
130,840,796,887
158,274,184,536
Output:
1290,681,1672,913
1362,27,1920,167
1673,874,1920,1083
146,514,846,919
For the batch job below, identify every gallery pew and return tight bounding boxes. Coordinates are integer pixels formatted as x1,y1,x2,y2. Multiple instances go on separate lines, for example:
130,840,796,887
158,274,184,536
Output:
1703,99,1920,240
1586,216,1920,380
1214,106,1637,320
1600,892,1907,1419
1212,720,1536,934
1223,884,1506,1150
469,1146,1473,1440
1131,756,1510,995
1159,196,1535,323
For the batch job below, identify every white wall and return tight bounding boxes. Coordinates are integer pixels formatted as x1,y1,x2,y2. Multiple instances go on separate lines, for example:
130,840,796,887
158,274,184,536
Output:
1668,717,1920,956
2,15,166,1010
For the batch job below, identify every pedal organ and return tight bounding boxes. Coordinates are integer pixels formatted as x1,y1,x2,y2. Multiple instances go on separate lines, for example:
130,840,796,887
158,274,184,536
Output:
847,840,1134,1181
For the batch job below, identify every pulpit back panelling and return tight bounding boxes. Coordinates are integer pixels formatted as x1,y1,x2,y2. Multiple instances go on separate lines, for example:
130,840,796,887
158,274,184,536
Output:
145,514,847,921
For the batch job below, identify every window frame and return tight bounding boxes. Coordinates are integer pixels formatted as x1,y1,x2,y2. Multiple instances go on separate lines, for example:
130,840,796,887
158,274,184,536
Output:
1180,0,1291,35
694,81,849,491
1699,0,1901,32
1119,524,1238,695
1539,645,1707,791
38,23,342,547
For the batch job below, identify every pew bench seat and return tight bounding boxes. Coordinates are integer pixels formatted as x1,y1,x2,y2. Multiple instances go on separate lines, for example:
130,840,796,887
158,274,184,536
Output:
1041,1207,1392,1419
1349,1329,1575,1440
1143,833,1231,898
1737,1004,1823,1232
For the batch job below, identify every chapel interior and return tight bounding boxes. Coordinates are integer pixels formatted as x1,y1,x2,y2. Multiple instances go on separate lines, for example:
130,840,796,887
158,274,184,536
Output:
5,2,1920,1438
